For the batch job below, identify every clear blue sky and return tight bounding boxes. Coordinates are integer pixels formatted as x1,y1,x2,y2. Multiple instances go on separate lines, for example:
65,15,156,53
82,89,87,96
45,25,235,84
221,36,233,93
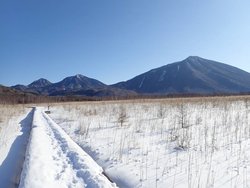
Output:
1,0,250,86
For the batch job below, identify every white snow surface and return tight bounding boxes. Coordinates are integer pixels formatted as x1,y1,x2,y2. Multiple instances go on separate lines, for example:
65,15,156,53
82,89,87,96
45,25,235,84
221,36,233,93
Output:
49,98,250,188
19,107,116,188
0,106,31,188
139,77,145,88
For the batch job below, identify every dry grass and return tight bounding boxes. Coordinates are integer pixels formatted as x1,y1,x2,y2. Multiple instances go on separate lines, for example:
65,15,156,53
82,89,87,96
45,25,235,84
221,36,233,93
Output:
0,104,27,132
49,95,250,187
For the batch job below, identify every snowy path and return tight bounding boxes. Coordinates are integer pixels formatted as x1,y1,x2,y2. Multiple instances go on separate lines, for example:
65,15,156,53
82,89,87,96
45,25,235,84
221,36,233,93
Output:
19,107,117,188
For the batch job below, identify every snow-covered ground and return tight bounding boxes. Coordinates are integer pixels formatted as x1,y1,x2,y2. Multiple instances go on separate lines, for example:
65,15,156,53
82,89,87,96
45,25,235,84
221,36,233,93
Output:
0,105,117,188
49,97,250,188
19,107,116,188
1,97,250,188
0,105,31,188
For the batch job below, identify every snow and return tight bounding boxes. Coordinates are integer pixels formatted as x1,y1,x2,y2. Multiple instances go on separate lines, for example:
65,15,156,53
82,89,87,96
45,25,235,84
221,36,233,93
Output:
49,97,250,188
139,77,145,88
159,70,166,81
0,105,31,188
2,97,250,188
19,107,116,188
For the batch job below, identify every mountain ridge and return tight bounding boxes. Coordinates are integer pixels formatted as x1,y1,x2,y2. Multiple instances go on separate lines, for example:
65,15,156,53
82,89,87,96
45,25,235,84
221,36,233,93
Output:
10,56,250,96
11,74,136,97
112,56,250,94
28,78,52,88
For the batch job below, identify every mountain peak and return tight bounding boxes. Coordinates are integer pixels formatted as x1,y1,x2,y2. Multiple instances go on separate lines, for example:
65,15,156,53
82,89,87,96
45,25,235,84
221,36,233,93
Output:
37,78,50,82
64,74,86,81
51,74,107,93
62,74,84,81
185,56,204,61
113,56,250,94
28,78,52,88
75,74,84,79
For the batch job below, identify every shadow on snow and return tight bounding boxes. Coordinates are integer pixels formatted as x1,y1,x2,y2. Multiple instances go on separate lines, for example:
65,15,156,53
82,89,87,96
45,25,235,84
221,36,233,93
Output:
0,108,34,188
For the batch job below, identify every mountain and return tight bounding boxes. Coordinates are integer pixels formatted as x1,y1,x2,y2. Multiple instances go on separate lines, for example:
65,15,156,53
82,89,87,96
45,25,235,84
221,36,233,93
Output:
11,57,250,97
50,74,105,91
12,74,107,95
11,74,136,97
12,78,52,95
113,56,250,94
11,84,29,92
12,84,40,95
50,87,137,97
44,74,108,96
46,74,136,97
28,78,52,88
0,85,24,96
0,85,36,104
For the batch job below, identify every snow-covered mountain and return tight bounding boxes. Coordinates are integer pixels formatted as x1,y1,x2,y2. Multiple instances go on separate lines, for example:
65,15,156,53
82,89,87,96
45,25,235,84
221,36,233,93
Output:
11,56,250,96
28,78,52,88
49,74,106,92
113,56,250,94
12,78,52,94
11,74,136,97
12,74,107,95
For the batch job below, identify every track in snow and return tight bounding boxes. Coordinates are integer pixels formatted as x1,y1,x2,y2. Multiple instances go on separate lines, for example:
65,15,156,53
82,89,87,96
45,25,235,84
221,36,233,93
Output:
19,107,116,188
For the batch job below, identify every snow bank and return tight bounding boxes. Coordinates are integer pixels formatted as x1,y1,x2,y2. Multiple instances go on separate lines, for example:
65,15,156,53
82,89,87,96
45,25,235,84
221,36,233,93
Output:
0,106,31,188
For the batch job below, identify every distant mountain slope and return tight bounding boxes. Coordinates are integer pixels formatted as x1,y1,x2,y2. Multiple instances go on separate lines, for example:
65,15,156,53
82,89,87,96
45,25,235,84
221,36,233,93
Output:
47,74,106,94
113,56,250,94
12,78,52,95
49,87,137,97
0,85,24,96
11,84,29,92
10,57,250,97
0,85,36,104
11,74,136,97
28,78,52,88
